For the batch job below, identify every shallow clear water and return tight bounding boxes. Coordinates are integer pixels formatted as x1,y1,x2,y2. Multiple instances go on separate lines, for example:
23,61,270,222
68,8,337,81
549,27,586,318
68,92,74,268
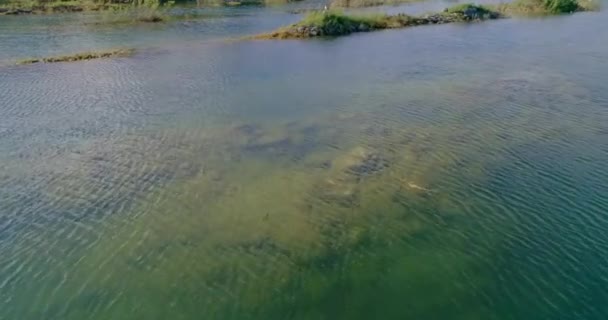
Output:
1,2,608,319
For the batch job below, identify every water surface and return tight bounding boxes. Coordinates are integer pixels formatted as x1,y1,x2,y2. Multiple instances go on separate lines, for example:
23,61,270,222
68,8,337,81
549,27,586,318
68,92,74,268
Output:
1,3,608,319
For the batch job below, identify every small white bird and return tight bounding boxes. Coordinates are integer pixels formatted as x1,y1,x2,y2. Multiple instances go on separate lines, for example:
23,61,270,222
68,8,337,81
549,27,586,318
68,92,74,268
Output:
324,4,328,10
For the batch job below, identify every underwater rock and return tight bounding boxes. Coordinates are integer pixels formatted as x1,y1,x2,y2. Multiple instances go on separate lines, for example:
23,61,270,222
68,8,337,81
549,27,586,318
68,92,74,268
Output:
228,123,292,153
245,128,291,154
316,177,360,207
357,23,370,32
313,147,388,207
332,146,388,177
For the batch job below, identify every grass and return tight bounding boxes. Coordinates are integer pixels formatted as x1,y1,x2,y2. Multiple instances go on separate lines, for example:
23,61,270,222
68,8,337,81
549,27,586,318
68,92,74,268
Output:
328,0,422,9
492,0,598,14
0,0,174,14
253,4,501,39
0,0,304,14
298,10,384,27
17,48,135,64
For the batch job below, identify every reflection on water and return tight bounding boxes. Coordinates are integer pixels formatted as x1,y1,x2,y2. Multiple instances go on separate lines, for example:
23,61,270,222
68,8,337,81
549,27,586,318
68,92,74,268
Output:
1,3,608,320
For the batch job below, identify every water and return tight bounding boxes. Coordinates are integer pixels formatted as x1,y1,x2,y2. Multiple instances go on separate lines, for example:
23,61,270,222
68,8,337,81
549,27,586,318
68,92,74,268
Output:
1,2,608,319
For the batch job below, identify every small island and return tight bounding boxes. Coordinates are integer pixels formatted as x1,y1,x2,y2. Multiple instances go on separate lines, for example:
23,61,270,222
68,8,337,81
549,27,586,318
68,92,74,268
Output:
253,0,598,40
17,48,135,64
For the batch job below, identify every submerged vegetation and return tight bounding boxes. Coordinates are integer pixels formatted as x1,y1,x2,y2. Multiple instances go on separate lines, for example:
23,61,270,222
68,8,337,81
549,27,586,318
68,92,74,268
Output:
254,0,598,39
17,48,135,64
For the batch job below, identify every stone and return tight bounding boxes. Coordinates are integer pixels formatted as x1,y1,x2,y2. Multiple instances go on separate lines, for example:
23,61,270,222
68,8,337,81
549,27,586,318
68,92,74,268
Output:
463,7,480,19
312,147,388,207
309,26,319,37
316,178,360,207
332,146,388,177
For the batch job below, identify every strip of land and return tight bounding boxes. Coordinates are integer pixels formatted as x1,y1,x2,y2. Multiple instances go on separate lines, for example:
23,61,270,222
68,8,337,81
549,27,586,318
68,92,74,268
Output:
253,0,599,40
0,0,302,15
16,48,135,64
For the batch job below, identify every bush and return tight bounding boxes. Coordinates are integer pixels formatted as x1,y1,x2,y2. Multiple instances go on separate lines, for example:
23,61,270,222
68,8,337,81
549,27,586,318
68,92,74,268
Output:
543,0,578,12
500,0,584,14
445,3,494,15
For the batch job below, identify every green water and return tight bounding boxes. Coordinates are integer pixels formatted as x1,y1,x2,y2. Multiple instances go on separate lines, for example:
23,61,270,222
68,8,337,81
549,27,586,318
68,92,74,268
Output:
1,1,608,319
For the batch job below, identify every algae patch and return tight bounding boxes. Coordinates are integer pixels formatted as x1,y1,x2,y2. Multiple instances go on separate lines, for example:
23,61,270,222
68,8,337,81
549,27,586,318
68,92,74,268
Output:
16,48,135,65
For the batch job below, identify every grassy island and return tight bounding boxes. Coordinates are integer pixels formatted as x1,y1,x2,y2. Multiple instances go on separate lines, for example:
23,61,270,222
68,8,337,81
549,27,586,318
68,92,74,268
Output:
17,48,135,64
253,0,598,40
0,0,303,15
254,4,502,39
0,0,145,14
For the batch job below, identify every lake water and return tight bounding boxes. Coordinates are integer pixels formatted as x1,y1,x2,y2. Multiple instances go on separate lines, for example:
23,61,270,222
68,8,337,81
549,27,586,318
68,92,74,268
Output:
1,1,608,319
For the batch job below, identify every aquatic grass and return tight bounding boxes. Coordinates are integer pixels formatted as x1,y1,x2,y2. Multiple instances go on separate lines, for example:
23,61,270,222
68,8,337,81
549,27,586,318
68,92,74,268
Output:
16,48,135,64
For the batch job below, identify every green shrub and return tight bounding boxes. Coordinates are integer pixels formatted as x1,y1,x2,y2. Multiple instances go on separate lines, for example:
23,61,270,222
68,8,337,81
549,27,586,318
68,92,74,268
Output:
543,0,578,12
445,3,494,14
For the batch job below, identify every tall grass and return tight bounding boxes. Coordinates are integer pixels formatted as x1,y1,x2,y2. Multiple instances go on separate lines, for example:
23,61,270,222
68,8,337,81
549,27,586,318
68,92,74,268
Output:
329,0,421,9
1,0,173,13
493,0,597,14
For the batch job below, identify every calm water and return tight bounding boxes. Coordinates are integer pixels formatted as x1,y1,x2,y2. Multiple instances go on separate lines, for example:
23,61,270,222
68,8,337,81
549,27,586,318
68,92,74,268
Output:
1,1,608,319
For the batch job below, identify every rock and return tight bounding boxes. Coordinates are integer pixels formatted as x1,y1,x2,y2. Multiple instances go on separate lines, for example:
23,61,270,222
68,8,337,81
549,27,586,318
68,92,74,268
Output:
463,7,480,19
312,147,388,207
316,178,360,207
5,8,33,15
332,146,388,177
357,23,370,32
426,14,449,24
52,5,83,12
232,124,293,155
309,26,319,36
